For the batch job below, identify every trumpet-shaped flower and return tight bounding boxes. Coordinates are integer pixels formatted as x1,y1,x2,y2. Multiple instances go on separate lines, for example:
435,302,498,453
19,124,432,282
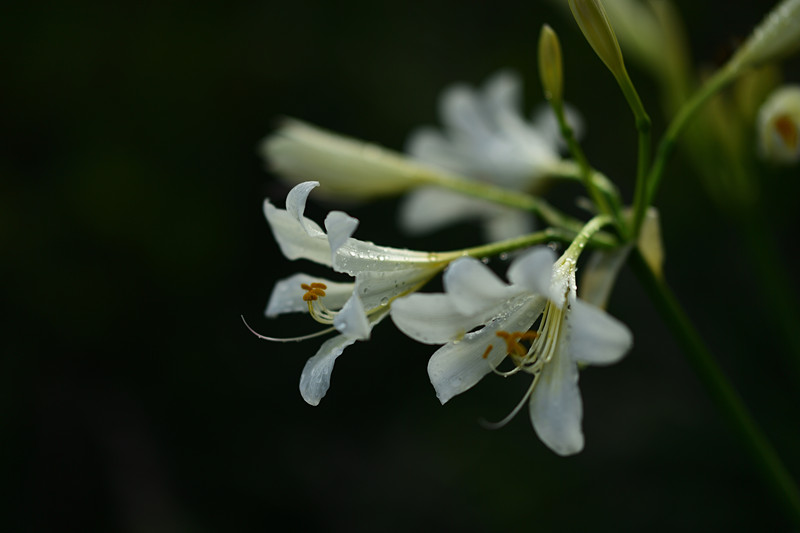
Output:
402,71,581,241
390,246,632,455
758,84,800,164
262,181,456,405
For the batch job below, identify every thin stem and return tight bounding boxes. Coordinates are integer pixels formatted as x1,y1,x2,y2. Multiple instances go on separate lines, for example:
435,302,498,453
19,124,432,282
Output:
424,171,586,234
645,64,738,208
551,102,619,233
617,72,652,240
629,249,800,528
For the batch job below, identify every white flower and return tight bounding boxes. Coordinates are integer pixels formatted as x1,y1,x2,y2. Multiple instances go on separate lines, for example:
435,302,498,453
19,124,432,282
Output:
402,70,580,241
758,84,800,164
263,181,455,405
260,119,452,200
390,246,632,455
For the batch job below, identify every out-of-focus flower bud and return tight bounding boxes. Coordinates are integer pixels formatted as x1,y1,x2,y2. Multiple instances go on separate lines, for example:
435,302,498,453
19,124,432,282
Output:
538,24,564,107
728,0,800,74
758,85,800,164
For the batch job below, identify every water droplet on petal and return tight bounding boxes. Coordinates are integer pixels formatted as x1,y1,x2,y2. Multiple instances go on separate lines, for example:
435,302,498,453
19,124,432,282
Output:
380,297,389,306
481,257,490,264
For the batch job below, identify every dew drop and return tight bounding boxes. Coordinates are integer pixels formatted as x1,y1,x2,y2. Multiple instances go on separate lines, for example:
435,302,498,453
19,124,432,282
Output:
380,297,389,306
499,252,508,261
481,257,490,264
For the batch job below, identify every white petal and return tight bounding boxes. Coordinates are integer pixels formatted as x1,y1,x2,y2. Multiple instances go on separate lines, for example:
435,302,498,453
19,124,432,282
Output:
399,187,502,235
507,247,556,296
406,128,474,177
261,119,431,199
324,210,359,260
529,345,584,456
286,181,323,237
333,293,371,340
354,266,441,311
444,257,517,315
568,299,633,366
391,293,484,344
427,296,540,404
332,236,445,275
299,334,358,406
263,200,332,265
265,273,354,317
440,84,493,143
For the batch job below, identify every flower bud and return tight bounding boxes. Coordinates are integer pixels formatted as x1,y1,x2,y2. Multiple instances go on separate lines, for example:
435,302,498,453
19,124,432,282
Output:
758,85,800,164
568,0,627,83
728,0,800,73
538,24,564,106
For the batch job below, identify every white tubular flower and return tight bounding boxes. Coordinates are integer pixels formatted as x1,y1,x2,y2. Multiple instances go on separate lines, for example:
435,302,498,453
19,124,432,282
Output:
758,85,800,164
390,247,632,456
402,71,581,241
263,181,454,405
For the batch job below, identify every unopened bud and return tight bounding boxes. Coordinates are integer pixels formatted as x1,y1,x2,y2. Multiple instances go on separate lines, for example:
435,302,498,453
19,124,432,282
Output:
568,0,627,83
538,25,564,106
758,85,800,164
728,0,800,73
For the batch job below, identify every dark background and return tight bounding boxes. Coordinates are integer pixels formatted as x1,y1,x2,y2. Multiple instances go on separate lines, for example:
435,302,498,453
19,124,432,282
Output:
3,0,800,531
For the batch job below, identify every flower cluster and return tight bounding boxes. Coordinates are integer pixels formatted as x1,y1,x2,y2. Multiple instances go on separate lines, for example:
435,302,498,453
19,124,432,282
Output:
250,0,800,458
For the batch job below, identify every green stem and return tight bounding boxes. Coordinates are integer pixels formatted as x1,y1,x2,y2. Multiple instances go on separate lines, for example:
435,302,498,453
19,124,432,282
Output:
551,102,619,234
436,224,615,265
645,64,738,208
629,249,800,528
617,72,652,240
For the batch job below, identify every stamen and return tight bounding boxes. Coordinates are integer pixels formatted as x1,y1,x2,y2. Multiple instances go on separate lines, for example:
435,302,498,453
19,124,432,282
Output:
240,315,336,342
481,344,493,359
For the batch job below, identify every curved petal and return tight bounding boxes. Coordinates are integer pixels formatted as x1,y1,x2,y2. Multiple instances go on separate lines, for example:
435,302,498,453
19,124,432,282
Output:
391,293,483,344
265,273,354,317
333,293,371,340
444,257,517,315
568,299,633,366
529,345,584,456
286,181,323,237
354,266,441,311
324,210,359,260
427,296,540,404
507,247,556,296
263,200,332,265
299,334,358,406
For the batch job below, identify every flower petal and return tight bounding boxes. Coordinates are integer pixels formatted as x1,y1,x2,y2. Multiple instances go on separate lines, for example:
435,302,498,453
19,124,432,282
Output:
324,210,359,261
285,181,323,236
263,200,331,266
444,257,518,315
568,299,633,366
299,334,358,406
333,293,371,340
578,246,631,309
507,247,556,296
265,273,354,317
427,296,540,404
399,187,503,235
391,293,484,344
529,345,584,456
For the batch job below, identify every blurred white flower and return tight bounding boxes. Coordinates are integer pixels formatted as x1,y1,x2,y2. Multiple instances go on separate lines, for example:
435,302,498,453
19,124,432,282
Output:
263,181,454,405
402,71,581,241
758,84,800,164
390,246,632,455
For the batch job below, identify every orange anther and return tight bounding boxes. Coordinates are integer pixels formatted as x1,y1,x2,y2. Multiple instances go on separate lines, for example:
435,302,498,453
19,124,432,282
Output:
310,288,326,297
302,293,318,302
482,344,493,359
776,115,799,149
310,282,327,289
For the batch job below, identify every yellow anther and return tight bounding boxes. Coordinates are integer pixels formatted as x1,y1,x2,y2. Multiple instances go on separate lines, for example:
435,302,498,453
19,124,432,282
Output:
496,330,540,357
301,282,328,302
482,344,494,359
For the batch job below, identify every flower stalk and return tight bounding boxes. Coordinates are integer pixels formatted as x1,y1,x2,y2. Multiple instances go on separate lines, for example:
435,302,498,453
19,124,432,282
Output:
629,249,800,528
